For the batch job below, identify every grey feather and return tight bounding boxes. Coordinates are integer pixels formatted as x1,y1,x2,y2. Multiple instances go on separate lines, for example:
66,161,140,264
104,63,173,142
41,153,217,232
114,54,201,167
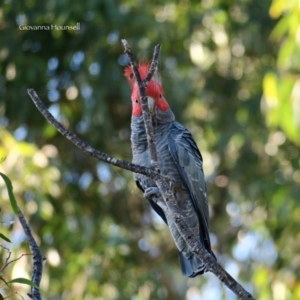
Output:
131,106,216,277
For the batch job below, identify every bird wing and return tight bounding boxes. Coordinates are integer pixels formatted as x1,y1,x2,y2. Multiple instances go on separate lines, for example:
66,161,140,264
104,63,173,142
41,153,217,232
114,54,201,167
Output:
168,121,211,248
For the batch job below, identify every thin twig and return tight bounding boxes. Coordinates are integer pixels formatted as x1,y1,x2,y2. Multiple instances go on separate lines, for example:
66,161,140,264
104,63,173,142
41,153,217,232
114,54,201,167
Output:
0,246,12,272
122,40,255,300
4,254,33,269
143,44,161,86
0,248,32,272
16,292,26,300
122,39,160,167
28,88,167,182
18,209,43,300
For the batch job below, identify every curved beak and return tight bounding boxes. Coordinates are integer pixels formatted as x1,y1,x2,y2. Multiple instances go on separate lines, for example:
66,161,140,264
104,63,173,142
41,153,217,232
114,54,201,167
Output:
147,97,155,116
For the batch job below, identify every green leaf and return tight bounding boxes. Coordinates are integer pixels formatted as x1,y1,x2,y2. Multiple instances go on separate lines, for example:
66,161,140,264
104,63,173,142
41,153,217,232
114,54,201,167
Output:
277,39,295,69
0,233,11,243
0,172,18,215
0,276,9,287
0,292,4,300
7,277,39,289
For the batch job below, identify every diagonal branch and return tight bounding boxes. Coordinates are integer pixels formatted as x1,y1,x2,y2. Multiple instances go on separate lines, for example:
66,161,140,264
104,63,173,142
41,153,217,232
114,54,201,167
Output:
28,43,255,300
28,89,163,182
121,40,255,300
18,208,43,300
122,39,160,167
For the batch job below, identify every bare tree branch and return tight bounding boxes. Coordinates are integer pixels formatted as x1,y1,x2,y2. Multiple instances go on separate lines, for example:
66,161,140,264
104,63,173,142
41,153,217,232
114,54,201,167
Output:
0,246,12,272
27,42,255,299
122,39,160,168
0,248,32,272
18,209,43,300
122,40,255,300
28,88,166,183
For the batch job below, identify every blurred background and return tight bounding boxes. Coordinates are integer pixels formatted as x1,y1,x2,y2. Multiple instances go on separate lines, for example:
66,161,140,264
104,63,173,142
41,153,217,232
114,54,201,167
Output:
0,0,299,299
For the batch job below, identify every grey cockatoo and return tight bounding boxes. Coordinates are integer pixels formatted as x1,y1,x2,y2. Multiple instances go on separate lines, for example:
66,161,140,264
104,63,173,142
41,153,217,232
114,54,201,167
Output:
124,62,216,277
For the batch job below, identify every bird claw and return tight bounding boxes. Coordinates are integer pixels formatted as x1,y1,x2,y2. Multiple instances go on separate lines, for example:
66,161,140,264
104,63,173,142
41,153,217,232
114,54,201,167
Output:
144,187,161,200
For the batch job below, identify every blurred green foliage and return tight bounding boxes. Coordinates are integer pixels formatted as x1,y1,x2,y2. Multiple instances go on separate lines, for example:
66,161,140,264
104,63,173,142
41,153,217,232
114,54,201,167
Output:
262,0,300,146
0,0,299,299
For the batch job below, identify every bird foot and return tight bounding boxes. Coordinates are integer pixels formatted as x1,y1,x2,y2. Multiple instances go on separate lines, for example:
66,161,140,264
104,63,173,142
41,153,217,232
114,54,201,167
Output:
144,187,161,200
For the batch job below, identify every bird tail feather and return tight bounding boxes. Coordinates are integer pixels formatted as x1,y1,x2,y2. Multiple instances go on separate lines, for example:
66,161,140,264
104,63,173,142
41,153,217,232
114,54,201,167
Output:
178,244,216,277
179,252,206,277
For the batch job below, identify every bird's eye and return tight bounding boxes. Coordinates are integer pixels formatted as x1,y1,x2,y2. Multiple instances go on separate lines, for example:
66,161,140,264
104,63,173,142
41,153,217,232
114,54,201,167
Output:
159,94,162,98
130,73,134,79
135,99,139,103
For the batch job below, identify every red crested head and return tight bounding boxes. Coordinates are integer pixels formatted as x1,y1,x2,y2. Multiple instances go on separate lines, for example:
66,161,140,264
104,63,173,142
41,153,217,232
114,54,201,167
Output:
124,61,151,85
124,62,170,117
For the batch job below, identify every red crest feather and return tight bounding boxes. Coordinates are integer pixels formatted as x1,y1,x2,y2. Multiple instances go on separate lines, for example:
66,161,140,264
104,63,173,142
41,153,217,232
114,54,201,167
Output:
124,61,152,86
124,66,134,85
124,61,169,115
